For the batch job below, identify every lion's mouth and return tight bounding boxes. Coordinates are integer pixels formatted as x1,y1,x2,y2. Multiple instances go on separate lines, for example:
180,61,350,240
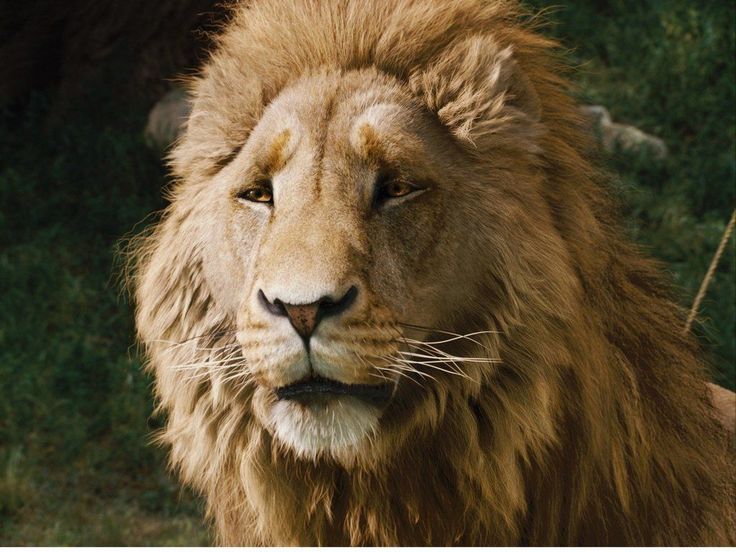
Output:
274,375,393,406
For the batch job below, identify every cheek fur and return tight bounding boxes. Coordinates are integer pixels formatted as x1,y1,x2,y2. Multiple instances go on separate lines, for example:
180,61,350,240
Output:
368,196,451,322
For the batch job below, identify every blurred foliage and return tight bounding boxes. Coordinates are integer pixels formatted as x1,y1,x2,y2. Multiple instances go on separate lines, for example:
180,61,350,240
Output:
0,0,733,544
528,0,735,387
0,63,208,544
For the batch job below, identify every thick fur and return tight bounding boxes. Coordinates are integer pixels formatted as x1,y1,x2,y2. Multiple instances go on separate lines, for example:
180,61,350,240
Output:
131,0,734,545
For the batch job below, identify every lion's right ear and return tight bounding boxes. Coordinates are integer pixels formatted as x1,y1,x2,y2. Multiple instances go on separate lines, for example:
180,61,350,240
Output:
409,35,541,147
168,73,265,182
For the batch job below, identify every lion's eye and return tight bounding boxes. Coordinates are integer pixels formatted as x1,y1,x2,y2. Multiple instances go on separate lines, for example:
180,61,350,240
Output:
238,181,273,205
374,174,423,207
383,180,414,198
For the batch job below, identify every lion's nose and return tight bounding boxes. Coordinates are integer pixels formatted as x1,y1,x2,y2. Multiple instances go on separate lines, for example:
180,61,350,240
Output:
257,286,358,340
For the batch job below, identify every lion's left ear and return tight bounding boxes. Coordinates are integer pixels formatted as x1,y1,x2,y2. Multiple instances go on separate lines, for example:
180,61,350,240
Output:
409,35,541,146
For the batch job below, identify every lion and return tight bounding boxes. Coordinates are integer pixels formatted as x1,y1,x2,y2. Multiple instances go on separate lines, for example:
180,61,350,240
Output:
130,0,735,545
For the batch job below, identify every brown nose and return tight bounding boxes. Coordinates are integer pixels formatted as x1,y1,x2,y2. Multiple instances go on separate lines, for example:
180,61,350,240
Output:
258,286,358,341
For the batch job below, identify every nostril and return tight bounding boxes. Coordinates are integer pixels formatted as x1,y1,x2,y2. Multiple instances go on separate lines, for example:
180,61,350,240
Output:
258,289,287,317
319,285,358,318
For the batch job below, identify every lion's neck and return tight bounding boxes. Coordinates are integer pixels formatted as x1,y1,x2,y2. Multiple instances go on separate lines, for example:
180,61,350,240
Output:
223,402,530,546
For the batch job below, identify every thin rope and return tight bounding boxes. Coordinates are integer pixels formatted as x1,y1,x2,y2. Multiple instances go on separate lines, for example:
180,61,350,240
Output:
684,209,736,334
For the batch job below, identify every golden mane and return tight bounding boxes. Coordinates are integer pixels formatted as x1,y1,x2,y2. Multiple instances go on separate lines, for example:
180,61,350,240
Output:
131,0,735,545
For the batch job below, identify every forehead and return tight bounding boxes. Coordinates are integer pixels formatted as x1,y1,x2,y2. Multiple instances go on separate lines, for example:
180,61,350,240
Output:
267,70,412,129
252,69,429,165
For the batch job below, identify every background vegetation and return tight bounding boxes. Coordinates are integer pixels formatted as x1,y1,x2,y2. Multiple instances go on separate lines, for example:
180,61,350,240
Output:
1,0,733,545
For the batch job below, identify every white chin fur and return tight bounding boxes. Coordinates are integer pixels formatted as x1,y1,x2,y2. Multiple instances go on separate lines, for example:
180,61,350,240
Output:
268,397,380,461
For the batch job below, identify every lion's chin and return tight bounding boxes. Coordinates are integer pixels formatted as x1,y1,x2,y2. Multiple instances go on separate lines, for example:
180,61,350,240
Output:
265,395,381,463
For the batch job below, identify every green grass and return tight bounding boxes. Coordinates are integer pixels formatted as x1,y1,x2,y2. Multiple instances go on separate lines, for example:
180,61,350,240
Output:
0,1,733,544
527,0,735,386
0,80,209,543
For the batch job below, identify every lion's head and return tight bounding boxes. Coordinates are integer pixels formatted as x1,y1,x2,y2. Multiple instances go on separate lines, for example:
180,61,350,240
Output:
138,7,562,464
132,0,733,545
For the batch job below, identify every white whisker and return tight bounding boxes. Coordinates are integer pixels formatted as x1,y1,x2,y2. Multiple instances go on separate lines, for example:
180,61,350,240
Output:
398,350,500,364
390,353,479,384
402,329,498,346
375,356,436,385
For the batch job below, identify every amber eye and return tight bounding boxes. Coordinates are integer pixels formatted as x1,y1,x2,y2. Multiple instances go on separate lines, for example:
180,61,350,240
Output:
382,179,415,198
238,181,273,204
374,172,424,207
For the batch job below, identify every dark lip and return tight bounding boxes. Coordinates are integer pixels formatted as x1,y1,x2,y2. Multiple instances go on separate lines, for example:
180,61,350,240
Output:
274,375,393,405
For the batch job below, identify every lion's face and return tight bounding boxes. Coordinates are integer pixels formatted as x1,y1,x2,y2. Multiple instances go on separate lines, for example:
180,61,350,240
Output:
193,69,505,460
141,27,554,468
